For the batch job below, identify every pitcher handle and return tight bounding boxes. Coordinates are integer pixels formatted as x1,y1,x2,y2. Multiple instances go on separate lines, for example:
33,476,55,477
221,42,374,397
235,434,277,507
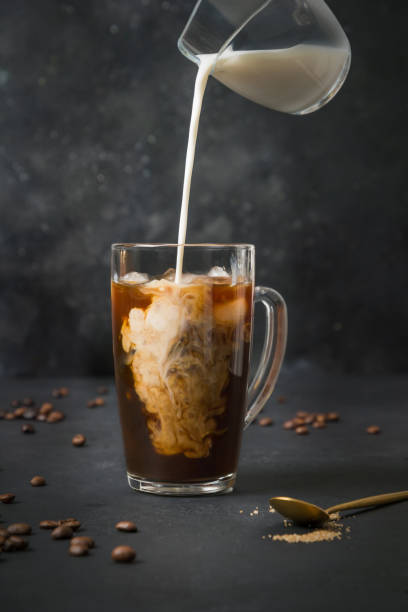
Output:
244,286,287,429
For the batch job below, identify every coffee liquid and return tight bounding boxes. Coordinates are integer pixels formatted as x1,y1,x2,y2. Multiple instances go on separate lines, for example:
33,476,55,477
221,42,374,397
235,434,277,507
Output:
112,274,252,482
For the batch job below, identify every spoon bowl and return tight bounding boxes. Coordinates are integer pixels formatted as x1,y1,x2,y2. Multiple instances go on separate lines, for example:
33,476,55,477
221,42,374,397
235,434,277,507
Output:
269,490,408,527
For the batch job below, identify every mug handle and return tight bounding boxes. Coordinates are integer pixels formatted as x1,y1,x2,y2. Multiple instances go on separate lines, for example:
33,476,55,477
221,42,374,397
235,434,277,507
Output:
244,287,288,429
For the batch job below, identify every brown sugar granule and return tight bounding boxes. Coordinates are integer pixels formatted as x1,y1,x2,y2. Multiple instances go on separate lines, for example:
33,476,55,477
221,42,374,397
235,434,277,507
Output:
272,528,342,544
366,425,381,435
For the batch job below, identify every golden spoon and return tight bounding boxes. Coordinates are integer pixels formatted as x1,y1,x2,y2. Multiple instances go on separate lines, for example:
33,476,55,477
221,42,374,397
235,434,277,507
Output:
269,490,408,526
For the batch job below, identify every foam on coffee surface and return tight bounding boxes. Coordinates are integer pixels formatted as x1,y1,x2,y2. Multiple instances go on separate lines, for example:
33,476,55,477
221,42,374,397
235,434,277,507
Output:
120,271,248,458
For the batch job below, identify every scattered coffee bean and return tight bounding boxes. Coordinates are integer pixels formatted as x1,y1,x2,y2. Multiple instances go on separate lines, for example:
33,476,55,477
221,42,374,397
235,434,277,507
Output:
0,493,15,504
22,423,35,434
258,417,273,427
115,521,138,533
72,434,86,447
14,407,26,418
326,412,340,422
47,410,65,423
59,517,76,523
59,387,69,397
4,412,16,421
69,543,88,556
71,536,94,549
277,395,287,404
30,475,46,487
0,528,8,537
40,520,59,529
97,386,108,395
304,413,316,424
295,426,309,436
312,420,326,429
52,388,63,398
39,402,53,415
60,519,81,531
22,397,35,407
292,417,305,427
23,408,37,420
36,414,47,422
3,536,28,551
88,397,105,408
8,523,31,535
296,411,308,419
51,525,73,539
315,413,326,423
112,545,136,563
366,425,381,435
283,419,295,430
10,399,21,408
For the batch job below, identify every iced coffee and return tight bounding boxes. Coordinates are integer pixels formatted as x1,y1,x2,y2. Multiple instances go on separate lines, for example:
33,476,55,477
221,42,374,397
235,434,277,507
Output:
111,268,253,485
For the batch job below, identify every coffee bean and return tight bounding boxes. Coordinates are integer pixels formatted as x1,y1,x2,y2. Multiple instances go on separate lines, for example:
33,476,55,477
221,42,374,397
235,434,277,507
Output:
292,417,306,427
52,388,63,398
4,412,16,421
51,525,73,539
23,397,35,407
312,420,326,429
36,414,47,422
295,426,309,435
111,545,136,563
30,475,46,487
0,528,8,537
72,434,86,447
87,397,105,408
71,536,94,549
0,493,15,504
14,407,26,418
296,411,308,419
283,419,295,430
69,543,88,556
8,523,31,535
23,408,37,420
326,412,340,422
366,425,381,435
115,521,138,533
304,413,316,424
3,536,28,551
22,423,35,434
59,517,77,523
40,520,59,529
10,399,21,408
59,387,69,397
39,402,53,415
47,411,65,423
258,417,273,427
315,413,326,423
60,520,81,531
97,386,108,395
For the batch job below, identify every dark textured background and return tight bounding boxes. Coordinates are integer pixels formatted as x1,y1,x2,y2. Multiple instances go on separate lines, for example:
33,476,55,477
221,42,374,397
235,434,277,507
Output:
0,0,407,376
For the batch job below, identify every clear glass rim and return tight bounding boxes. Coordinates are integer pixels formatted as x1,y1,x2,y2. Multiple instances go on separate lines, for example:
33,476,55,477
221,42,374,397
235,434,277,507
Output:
111,243,255,250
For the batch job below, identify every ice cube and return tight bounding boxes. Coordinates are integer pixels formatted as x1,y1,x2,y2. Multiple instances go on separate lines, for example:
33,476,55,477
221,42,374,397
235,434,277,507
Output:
121,271,149,284
208,266,229,278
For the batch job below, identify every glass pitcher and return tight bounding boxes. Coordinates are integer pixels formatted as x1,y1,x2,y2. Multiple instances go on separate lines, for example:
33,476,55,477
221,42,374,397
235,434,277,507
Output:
178,0,351,114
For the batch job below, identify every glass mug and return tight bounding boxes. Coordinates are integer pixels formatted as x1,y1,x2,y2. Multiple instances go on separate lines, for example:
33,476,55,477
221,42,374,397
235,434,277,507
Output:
111,244,287,495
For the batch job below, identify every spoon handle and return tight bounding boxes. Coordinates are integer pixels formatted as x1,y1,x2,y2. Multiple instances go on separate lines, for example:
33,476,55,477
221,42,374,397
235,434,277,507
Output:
326,490,408,514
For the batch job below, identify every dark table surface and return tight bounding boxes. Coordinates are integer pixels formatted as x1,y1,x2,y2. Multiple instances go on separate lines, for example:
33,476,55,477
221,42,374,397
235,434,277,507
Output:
0,367,407,612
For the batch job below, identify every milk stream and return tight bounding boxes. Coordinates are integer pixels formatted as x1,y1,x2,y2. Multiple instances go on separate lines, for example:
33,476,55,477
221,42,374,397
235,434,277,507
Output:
175,55,216,284
175,43,350,281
